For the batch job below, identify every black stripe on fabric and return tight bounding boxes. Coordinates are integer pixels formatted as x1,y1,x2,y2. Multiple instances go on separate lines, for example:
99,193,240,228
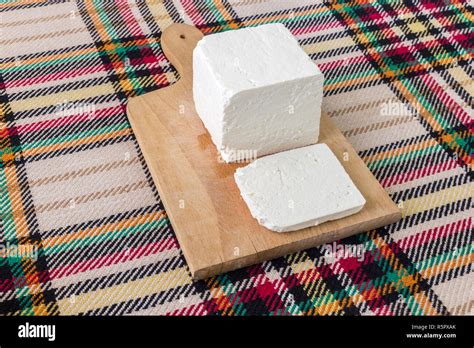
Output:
430,263,472,291
300,28,352,46
406,223,472,264
82,281,199,315
436,64,474,107
325,1,469,316
21,132,134,164
370,146,449,184
76,0,130,102
161,1,184,25
431,123,474,173
220,0,244,29
376,230,449,315
10,92,118,121
136,1,181,85
0,42,96,63
394,197,472,232
408,79,469,133
19,112,125,144
0,296,21,316
239,3,325,27
360,132,433,159
39,203,163,239
374,3,472,170
45,221,172,270
0,58,60,315
73,1,177,287
392,171,470,203
7,76,111,101
0,0,60,13
1,54,102,84
326,1,469,147
53,254,185,301
309,44,362,63
324,73,389,97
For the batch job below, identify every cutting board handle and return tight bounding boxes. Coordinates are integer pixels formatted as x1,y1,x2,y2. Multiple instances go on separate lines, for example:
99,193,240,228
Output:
161,24,204,82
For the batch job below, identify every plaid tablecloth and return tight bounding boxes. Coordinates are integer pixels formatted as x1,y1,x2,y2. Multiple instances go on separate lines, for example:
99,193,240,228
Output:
0,0,472,315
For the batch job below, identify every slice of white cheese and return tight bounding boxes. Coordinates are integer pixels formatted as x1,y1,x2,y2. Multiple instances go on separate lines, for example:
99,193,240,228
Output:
234,144,366,232
193,23,323,163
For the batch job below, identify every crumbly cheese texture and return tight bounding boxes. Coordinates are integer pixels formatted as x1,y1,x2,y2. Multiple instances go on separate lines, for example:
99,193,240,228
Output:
193,23,323,163
234,144,366,232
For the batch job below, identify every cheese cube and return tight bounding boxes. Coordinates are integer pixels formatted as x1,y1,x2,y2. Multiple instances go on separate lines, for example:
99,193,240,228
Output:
193,23,323,163
234,144,366,232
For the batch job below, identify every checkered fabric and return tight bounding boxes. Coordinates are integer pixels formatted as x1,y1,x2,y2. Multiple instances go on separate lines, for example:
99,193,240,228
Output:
0,0,472,316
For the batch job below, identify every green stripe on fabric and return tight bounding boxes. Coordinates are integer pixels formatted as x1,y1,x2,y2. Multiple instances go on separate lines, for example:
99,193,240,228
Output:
43,217,169,255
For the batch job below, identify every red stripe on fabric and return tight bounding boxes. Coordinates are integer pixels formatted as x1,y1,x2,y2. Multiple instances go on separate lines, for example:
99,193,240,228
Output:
415,70,472,125
12,105,124,136
4,64,106,89
48,237,177,280
181,0,205,27
167,302,206,316
0,278,18,292
381,158,458,187
115,0,145,38
397,217,471,251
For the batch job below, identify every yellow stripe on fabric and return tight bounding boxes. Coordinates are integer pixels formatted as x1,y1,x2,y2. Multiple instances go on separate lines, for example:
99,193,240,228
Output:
243,6,327,27
289,249,393,314
362,138,439,165
83,0,112,43
408,22,426,34
215,0,240,29
402,185,472,217
145,0,174,30
9,301,59,316
419,252,472,279
307,289,375,315
42,211,164,249
0,0,48,9
371,235,439,315
58,266,192,314
289,256,315,275
9,84,116,113
3,166,30,239
449,66,474,96
304,36,355,54
22,128,130,158
290,258,365,315
325,73,381,92
206,284,236,315
413,291,439,315
3,166,55,314
1,47,98,69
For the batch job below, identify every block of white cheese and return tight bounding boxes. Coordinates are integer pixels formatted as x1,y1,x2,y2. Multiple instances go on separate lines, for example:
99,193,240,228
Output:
234,144,366,232
193,23,324,163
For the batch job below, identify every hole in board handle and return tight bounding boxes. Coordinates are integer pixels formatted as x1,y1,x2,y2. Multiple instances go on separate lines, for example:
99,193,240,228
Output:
180,34,186,39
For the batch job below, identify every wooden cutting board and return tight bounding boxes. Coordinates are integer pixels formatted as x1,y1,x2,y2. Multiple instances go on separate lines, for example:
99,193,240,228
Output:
126,24,401,279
